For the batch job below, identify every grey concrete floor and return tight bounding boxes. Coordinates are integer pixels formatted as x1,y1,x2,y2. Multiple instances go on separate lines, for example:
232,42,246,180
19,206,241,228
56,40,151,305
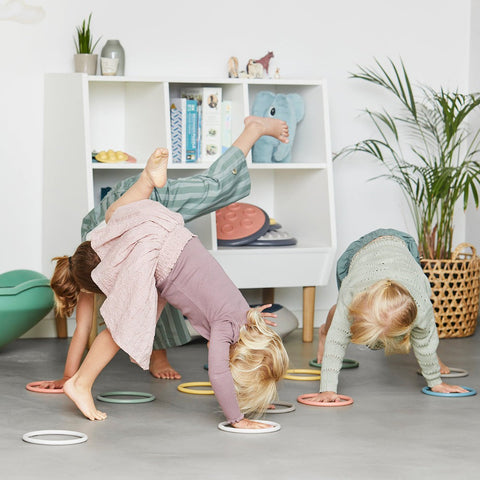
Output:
1,329,479,480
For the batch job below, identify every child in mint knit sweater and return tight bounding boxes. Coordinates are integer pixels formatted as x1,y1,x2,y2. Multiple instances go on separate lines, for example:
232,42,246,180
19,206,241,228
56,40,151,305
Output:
312,229,467,403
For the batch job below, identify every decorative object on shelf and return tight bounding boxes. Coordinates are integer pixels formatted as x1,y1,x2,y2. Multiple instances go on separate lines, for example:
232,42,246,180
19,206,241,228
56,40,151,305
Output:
274,67,280,79
335,58,480,338
100,39,125,76
94,150,136,164
227,56,239,78
73,12,101,75
252,91,304,163
246,59,264,79
0,269,54,349
254,51,274,75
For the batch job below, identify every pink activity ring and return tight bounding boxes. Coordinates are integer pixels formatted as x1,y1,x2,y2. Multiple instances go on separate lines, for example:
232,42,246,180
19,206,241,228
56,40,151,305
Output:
297,393,353,407
26,381,64,394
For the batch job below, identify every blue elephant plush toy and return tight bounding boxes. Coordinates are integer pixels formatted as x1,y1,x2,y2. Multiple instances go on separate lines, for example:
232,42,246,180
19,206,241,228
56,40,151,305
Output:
252,91,305,163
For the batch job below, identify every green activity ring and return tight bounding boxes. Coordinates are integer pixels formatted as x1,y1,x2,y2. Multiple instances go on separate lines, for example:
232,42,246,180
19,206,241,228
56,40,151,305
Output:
309,358,359,369
96,391,156,404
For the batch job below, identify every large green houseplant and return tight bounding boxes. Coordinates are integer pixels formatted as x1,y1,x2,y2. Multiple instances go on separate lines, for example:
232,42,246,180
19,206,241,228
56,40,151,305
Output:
338,58,480,260
338,58,480,338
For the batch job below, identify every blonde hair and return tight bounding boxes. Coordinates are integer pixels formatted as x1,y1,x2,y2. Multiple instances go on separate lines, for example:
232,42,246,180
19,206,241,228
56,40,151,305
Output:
229,308,289,417
348,279,417,354
50,241,103,320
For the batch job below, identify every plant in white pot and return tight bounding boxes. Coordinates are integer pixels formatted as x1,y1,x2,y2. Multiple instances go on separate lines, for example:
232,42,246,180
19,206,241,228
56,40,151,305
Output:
337,58,480,337
73,13,101,75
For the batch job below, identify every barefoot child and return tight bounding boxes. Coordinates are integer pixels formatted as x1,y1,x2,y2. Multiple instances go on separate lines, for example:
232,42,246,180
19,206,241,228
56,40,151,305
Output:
311,229,467,403
42,116,289,390
51,118,290,429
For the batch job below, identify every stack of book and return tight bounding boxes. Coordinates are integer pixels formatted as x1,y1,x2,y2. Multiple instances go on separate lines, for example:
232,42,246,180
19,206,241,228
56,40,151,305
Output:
170,87,232,163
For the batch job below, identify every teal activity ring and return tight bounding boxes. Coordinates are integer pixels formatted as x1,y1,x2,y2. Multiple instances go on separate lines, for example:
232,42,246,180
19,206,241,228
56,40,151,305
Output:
421,386,476,397
309,358,359,369
96,391,156,404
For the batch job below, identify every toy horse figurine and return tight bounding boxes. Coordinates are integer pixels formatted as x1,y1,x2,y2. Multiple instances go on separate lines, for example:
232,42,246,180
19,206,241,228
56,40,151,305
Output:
254,51,274,74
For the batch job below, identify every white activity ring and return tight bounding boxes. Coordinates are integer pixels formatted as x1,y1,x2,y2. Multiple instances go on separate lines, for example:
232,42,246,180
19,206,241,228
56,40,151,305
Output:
218,420,281,433
22,430,88,446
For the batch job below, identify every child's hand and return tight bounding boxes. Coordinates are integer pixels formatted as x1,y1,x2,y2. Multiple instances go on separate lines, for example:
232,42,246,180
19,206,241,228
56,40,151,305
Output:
430,383,468,394
37,377,69,390
255,304,277,326
306,391,342,403
231,418,272,429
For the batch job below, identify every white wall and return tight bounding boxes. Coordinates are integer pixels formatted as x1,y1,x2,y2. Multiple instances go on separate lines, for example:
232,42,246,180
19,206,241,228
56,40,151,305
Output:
0,0,475,336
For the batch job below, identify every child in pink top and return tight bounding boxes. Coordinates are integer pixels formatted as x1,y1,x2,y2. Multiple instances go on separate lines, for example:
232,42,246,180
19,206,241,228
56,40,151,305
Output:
51,116,290,429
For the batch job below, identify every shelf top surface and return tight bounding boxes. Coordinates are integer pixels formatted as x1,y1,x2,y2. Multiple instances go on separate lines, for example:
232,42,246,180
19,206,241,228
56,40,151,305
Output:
46,73,325,86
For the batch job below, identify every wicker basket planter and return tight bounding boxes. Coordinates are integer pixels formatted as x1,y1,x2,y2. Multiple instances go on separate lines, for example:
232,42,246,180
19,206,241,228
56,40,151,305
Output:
421,243,480,338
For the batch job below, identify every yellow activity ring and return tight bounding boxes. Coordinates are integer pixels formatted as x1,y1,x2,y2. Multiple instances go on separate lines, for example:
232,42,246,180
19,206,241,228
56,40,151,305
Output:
177,381,214,395
283,369,321,381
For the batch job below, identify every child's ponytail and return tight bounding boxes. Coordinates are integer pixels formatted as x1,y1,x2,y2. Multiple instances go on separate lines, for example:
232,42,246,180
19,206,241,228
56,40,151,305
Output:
50,255,80,320
50,241,103,320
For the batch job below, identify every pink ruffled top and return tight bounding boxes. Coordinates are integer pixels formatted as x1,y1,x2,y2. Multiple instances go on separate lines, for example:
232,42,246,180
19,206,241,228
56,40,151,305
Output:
91,199,194,370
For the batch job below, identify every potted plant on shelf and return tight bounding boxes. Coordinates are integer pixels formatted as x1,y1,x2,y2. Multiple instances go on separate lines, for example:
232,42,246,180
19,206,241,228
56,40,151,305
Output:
73,13,101,75
337,58,480,338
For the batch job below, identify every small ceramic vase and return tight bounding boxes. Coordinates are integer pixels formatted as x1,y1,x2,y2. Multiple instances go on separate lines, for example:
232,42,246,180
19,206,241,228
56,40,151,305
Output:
100,40,125,76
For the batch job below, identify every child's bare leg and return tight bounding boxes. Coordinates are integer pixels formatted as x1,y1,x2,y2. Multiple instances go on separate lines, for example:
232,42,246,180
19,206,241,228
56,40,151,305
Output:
63,329,120,421
232,116,289,157
105,148,169,222
149,349,181,379
438,356,451,375
317,304,336,363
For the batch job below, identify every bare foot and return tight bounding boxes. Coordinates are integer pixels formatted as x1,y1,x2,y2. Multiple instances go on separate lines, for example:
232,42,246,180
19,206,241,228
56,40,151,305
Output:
149,349,181,379
438,357,451,375
244,116,289,143
63,376,107,421
316,324,327,363
143,148,169,189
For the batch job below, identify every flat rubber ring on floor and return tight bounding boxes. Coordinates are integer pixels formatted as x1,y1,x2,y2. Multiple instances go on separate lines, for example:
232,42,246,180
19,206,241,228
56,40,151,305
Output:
26,381,64,394
421,386,476,397
96,391,156,403
297,393,354,407
309,358,359,369
283,369,321,381
416,367,469,378
265,401,296,414
218,420,281,433
177,382,214,395
22,430,88,446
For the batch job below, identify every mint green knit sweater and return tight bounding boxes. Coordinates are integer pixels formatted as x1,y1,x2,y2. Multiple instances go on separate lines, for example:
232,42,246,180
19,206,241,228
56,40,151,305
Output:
320,236,442,393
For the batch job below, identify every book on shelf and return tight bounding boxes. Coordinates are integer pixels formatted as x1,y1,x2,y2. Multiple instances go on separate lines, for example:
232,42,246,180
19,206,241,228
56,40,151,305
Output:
185,99,198,163
221,100,232,154
170,100,183,163
170,98,187,163
201,87,223,162
181,88,203,161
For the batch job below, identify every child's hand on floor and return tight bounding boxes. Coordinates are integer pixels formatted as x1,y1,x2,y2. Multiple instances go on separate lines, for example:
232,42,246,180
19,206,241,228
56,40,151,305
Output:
231,418,272,429
38,378,69,390
431,383,468,394
306,391,343,403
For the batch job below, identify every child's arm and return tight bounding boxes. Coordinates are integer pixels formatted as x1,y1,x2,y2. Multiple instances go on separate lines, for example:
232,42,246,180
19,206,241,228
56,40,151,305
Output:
39,292,94,389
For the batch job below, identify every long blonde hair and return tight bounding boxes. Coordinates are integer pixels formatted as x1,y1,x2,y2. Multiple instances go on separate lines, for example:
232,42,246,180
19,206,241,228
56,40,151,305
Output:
229,308,289,417
50,241,103,320
348,279,417,354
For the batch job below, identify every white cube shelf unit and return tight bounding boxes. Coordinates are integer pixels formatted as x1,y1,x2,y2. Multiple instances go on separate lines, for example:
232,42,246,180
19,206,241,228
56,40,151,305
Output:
43,73,336,341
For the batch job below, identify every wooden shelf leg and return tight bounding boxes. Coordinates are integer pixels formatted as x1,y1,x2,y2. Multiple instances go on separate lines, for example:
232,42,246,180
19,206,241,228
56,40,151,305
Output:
55,311,68,338
262,288,275,305
302,286,316,343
